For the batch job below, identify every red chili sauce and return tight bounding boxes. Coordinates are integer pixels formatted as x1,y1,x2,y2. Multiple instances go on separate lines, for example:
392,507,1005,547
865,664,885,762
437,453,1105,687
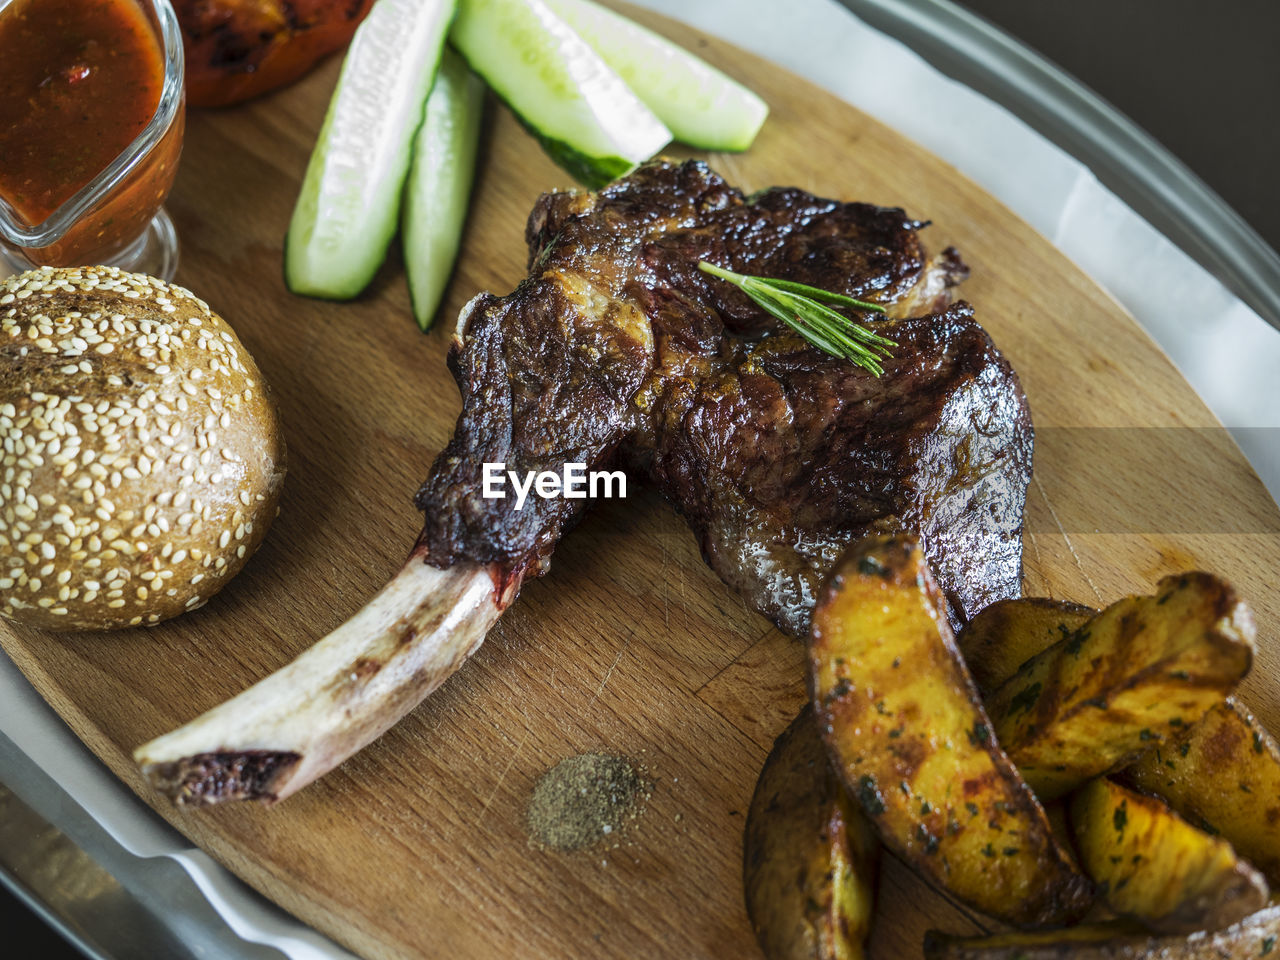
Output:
0,0,181,263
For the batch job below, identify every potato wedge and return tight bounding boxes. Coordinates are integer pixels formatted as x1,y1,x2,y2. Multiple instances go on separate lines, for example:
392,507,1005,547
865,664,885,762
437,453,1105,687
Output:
744,706,879,960
808,534,1092,928
1069,777,1267,933
961,601,1280,881
1121,698,1280,885
986,573,1255,800
924,903,1280,959
957,597,1096,693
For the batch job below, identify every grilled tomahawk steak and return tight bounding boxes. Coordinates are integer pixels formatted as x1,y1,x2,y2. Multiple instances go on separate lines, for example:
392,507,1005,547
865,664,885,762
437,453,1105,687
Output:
418,158,1030,635
136,160,1032,803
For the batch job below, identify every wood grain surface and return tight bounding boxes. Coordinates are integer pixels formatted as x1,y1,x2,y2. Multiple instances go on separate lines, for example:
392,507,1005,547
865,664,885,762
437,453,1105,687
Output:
3,5,1280,959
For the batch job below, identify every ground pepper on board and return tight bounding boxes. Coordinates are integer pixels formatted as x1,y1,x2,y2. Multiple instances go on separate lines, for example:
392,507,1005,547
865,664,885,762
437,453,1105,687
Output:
526,753,647,851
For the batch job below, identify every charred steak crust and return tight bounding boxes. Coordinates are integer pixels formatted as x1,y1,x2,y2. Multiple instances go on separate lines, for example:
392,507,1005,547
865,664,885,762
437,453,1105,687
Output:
652,305,1033,636
416,159,1031,632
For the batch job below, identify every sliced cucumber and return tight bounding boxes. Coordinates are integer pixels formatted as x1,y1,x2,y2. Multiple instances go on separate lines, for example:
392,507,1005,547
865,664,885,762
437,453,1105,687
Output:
450,0,671,188
403,49,485,331
286,0,457,300
543,0,768,152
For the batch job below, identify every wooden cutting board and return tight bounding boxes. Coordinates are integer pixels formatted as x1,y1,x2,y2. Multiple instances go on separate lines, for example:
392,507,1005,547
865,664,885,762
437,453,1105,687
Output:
4,4,1280,958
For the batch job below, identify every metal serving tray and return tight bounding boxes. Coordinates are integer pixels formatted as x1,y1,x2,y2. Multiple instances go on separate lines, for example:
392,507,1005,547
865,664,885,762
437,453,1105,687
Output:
4,0,1278,956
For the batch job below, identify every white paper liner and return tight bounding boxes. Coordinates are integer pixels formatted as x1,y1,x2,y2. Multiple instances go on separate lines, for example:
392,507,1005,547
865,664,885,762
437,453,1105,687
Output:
3,0,1277,956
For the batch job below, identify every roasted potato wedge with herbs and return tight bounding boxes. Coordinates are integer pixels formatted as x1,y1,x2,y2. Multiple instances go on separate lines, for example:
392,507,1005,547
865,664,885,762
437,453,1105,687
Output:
1069,778,1268,934
986,572,1255,800
1121,698,1280,885
963,600,1280,882
808,534,1092,928
924,903,1280,960
957,597,1096,693
744,707,879,960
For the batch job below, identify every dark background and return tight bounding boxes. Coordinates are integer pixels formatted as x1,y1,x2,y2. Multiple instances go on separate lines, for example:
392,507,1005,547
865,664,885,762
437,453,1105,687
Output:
954,0,1280,254
2,891,81,956
5,1,1277,957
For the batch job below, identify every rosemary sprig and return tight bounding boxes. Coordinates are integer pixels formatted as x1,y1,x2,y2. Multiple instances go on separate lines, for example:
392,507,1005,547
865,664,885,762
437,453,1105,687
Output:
698,262,896,375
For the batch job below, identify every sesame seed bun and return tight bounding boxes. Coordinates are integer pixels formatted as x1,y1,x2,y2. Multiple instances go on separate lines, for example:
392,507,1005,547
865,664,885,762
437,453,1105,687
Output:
0,266,285,630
